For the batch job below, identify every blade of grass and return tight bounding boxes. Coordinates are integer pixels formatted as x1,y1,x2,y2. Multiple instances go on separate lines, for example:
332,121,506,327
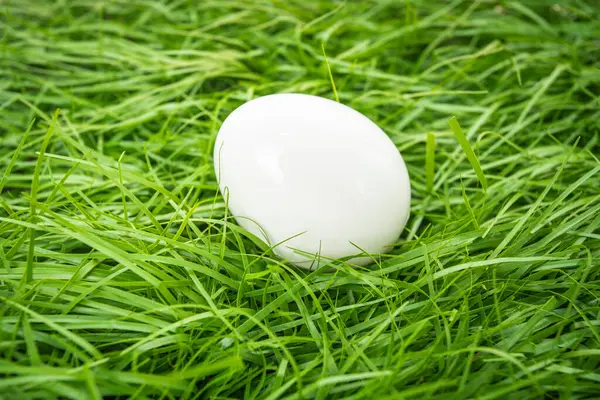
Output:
425,132,436,192
448,116,488,190
322,43,339,103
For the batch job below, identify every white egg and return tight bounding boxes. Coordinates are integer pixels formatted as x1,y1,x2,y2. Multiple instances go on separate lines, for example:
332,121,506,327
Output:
214,93,411,269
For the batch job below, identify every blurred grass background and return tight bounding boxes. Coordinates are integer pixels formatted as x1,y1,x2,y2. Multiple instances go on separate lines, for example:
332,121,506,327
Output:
1,0,599,399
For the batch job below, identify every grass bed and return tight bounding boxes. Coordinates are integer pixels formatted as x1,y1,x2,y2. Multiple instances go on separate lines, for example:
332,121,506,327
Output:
1,1,599,398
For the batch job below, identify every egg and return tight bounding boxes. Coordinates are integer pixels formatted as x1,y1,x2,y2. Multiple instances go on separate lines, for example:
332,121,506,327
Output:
214,93,411,269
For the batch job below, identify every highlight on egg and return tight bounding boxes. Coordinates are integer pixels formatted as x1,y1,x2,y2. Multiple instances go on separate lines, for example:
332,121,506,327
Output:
214,93,411,269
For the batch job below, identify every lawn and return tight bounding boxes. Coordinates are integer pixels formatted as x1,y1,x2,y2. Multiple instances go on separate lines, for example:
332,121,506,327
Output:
1,0,599,399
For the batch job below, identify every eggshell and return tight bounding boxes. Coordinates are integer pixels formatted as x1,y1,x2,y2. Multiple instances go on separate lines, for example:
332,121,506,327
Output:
214,93,410,268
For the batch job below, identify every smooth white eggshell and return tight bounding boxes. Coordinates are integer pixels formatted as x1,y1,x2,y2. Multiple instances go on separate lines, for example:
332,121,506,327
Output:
214,93,410,268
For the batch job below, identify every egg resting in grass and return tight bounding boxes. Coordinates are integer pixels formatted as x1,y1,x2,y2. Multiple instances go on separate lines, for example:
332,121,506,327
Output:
214,93,411,269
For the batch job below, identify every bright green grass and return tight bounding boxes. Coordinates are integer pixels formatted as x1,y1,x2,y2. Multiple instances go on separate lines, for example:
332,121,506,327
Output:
1,1,599,399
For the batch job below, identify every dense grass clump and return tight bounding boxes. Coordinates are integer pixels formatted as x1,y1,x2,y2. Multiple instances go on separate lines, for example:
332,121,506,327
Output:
1,1,599,398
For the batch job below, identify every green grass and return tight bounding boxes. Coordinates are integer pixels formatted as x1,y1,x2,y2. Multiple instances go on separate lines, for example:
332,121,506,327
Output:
1,0,599,398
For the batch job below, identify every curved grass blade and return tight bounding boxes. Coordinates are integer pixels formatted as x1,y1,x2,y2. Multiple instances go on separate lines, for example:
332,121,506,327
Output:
448,116,487,190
